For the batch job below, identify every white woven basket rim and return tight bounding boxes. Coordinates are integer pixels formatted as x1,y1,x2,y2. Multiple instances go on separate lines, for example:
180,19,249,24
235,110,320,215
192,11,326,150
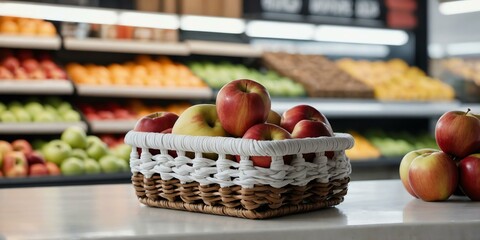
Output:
124,131,354,156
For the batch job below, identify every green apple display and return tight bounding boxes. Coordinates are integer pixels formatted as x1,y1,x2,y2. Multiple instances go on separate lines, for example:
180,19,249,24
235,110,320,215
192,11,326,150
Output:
43,140,72,165
61,126,88,149
61,157,85,176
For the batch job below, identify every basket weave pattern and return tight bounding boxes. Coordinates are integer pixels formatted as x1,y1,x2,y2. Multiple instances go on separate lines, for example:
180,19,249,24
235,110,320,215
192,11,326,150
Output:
125,131,354,219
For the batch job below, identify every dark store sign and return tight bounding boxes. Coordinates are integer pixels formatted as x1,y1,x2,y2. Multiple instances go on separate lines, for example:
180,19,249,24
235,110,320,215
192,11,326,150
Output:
248,0,382,19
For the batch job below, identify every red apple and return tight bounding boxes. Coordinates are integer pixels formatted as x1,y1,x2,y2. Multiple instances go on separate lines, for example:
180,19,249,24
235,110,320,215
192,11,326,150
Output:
399,148,439,198
0,66,13,79
2,151,28,177
408,151,458,201
240,123,292,168
29,69,46,79
291,120,334,161
97,110,115,120
134,111,179,133
2,56,19,72
11,139,33,155
459,153,480,201
45,68,66,79
45,162,61,175
114,109,133,119
216,79,271,137
435,109,480,158
29,163,49,176
266,110,281,126
26,151,46,165
40,59,57,70
21,58,39,73
14,67,28,80
280,105,331,133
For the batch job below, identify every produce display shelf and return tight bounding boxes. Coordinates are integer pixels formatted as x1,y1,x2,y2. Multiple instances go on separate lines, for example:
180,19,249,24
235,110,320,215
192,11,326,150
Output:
89,120,137,134
0,79,74,94
0,34,61,50
271,98,461,117
186,40,263,58
64,38,190,56
0,172,131,188
0,122,87,134
75,85,213,99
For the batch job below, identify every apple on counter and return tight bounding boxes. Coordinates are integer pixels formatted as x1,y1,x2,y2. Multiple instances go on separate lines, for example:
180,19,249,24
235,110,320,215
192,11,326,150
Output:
216,79,271,137
407,151,458,202
435,109,480,159
399,148,439,198
458,154,480,201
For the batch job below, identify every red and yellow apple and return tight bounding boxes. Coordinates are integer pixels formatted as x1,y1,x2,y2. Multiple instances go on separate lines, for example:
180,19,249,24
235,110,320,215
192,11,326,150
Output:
408,151,458,201
291,119,334,161
458,153,480,201
2,151,28,177
134,111,179,133
29,163,49,176
280,104,331,133
266,110,281,126
399,148,439,198
435,109,480,158
216,79,271,137
11,139,33,155
45,162,61,175
240,123,292,168
172,104,227,137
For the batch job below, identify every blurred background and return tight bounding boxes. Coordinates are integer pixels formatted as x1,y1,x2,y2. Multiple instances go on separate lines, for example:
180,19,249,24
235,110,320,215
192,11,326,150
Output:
0,0,478,187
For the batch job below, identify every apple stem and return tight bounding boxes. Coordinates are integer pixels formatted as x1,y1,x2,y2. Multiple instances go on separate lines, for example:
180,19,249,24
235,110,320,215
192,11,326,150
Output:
466,108,471,115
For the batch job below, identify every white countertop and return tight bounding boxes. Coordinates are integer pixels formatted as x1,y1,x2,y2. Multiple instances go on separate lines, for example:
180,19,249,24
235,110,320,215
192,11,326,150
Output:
1,180,479,240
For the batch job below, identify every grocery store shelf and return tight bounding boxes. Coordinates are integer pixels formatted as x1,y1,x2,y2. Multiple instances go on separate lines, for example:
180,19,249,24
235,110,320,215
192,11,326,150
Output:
64,38,190,55
0,79,74,94
186,40,263,57
0,34,61,50
0,172,131,188
89,120,136,133
271,98,461,117
0,122,87,134
75,85,213,99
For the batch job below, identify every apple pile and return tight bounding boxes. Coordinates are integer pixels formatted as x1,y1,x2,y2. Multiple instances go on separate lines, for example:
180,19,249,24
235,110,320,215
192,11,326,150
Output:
37,127,131,176
0,49,66,80
0,139,61,178
400,109,480,201
0,127,132,178
134,79,334,168
0,97,81,123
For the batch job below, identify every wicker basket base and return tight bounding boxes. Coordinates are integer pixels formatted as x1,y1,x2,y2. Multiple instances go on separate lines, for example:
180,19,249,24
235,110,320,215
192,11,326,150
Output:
132,173,349,219
139,195,343,219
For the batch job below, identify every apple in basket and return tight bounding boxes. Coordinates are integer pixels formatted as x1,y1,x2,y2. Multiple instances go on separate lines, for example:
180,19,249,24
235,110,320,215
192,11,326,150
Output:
266,110,282,126
134,112,179,133
216,79,271,137
134,112,179,156
291,120,334,162
172,104,228,160
239,123,293,168
280,104,332,133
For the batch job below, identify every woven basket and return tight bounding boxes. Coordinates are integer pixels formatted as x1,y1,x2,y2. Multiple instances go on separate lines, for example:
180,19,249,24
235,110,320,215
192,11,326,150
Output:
124,131,354,219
